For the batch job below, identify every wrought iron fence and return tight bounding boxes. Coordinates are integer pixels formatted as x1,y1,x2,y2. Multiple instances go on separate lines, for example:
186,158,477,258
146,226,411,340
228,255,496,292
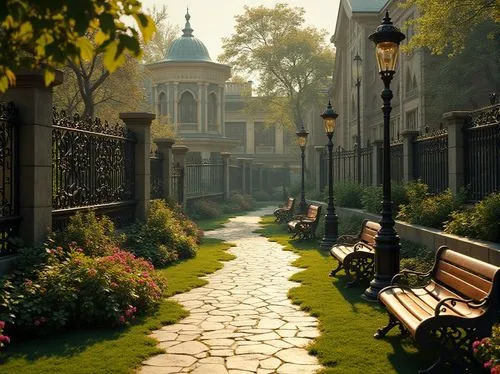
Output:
413,130,448,193
360,141,373,186
464,104,500,201
333,146,355,183
252,167,260,191
0,102,21,256
52,110,136,229
229,164,242,192
150,149,163,199
185,158,224,198
170,163,184,204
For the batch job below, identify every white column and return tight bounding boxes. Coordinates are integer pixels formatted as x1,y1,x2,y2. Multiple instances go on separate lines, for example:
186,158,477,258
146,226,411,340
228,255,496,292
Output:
219,85,225,135
203,83,208,133
275,126,284,154
246,121,255,154
173,82,178,125
197,83,202,132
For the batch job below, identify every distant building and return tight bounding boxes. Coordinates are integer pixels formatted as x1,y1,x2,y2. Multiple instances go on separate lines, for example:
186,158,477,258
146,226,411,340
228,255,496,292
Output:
331,0,426,149
146,10,306,175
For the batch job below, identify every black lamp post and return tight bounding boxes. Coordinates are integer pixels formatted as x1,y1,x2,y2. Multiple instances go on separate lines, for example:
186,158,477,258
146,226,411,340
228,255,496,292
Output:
354,53,362,184
296,124,309,214
320,100,339,249
364,11,405,301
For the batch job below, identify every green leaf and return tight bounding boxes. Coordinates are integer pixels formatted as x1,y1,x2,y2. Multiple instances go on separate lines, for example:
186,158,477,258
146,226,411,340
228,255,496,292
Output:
76,37,94,61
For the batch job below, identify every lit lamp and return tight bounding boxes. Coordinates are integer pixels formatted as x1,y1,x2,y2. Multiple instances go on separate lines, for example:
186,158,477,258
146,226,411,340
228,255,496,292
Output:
296,125,309,214
364,11,405,301
320,100,339,248
353,53,362,184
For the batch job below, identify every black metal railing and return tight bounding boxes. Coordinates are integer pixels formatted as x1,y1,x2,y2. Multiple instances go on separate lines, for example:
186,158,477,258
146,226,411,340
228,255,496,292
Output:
413,130,448,193
390,142,404,183
229,164,242,192
333,146,355,183
52,110,136,229
0,102,21,256
170,163,184,204
464,104,500,201
185,158,224,198
150,149,163,199
360,141,373,186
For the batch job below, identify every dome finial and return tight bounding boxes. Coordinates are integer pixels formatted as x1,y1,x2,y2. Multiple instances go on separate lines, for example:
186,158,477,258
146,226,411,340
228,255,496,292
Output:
182,8,193,37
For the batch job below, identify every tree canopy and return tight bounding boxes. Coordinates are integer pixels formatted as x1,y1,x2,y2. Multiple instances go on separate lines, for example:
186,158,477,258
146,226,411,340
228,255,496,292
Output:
403,0,499,56
0,0,155,92
219,3,333,128
141,5,177,64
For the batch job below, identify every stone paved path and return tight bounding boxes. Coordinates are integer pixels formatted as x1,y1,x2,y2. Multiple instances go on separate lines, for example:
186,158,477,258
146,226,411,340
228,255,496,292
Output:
140,207,323,374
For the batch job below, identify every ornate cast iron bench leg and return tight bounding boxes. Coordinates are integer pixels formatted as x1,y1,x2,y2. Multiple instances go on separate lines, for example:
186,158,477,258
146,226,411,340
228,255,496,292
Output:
374,313,403,339
329,260,343,277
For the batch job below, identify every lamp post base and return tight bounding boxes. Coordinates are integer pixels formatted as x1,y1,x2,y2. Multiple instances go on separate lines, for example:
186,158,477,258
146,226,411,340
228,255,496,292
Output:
320,212,338,249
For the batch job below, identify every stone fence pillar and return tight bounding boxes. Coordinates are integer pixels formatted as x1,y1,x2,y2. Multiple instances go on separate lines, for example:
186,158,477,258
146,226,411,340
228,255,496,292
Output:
221,152,231,200
0,69,63,244
372,140,383,186
155,138,175,198
120,112,155,221
401,130,419,182
443,111,469,194
172,145,189,208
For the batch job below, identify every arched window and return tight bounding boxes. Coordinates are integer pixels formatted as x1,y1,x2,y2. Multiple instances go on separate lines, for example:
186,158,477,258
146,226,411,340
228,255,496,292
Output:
158,92,167,117
178,91,197,123
207,92,217,127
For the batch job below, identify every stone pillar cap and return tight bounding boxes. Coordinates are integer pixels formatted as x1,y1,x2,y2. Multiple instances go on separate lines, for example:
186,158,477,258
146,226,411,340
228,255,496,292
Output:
13,68,64,88
401,129,420,137
220,152,232,158
172,144,189,154
155,137,176,147
442,111,471,120
119,112,156,122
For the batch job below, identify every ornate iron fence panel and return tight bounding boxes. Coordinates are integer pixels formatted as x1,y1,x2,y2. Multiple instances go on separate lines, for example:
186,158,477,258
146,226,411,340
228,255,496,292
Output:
52,110,136,229
0,102,21,256
229,164,242,192
413,130,448,193
381,142,404,183
252,167,260,191
464,104,500,201
185,158,224,198
150,149,163,199
169,164,184,204
360,142,373,186
333,146,355,184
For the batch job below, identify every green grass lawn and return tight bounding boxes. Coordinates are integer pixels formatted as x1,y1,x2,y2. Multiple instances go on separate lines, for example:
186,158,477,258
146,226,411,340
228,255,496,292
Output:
257,215,432,374
195,214,235,231
0,238,234,374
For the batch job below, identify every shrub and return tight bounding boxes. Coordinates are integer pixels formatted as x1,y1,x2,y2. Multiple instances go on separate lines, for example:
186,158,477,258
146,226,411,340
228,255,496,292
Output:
56,211,120,257
253,190,270,201
330,181,364,209
0,321,10,350
224,193,255,212
362,183,408,214
400,240,435,274
126,200,199,266
444,192,500,242
397,181,464,229
188,199,222,220
0,243,166,335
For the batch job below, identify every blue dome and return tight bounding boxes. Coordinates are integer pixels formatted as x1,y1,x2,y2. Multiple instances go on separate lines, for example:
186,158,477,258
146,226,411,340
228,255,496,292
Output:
165,11,211,62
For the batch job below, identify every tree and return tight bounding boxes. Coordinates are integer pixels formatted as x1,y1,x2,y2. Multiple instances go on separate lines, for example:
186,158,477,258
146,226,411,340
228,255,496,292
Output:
141,5,178,64
403,0,499,56
219,3,334,128
423,21,500,123
54,53,146,121
0,0,155,92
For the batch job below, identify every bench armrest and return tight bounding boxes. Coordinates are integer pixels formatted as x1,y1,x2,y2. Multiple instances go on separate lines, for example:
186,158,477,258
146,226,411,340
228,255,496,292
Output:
391,269,432,286
336,234,359,245
434,296,489,317
353,242,373,252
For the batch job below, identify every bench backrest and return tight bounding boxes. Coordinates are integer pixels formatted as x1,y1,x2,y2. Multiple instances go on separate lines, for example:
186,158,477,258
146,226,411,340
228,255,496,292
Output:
433,246,500,304
284,198,295,210
359,220,380,247
305,204,320,220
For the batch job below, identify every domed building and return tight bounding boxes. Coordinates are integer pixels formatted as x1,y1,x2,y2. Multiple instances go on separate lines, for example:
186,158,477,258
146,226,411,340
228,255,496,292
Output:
146,10,238,159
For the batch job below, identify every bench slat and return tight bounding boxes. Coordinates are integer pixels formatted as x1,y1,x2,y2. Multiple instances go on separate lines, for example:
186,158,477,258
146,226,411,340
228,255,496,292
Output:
435,266,489,301
437,260,493,296
440,249,498,280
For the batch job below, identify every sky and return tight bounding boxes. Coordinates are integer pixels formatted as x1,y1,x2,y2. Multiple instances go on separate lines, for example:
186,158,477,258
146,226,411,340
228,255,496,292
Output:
140,0,341,63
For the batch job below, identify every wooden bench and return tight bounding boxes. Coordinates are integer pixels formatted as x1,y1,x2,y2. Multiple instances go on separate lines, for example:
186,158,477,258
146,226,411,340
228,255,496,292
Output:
329,219,380,286
287,204,322,240
273,197,295,223
375,245,500,373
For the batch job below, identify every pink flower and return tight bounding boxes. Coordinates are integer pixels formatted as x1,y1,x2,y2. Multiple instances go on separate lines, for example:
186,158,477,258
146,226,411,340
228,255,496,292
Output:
485,360,493,369
118,315,125,324
0,321,5,329
34,319,41,326
491,365,500,374
473,340,481,349
0,335,10,343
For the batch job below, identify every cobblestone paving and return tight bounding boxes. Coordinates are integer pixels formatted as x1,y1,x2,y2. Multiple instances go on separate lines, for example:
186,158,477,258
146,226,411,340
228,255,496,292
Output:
140,207,322,374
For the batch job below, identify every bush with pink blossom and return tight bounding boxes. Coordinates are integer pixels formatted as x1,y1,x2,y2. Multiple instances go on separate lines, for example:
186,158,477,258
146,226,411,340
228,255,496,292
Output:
473,324,500,373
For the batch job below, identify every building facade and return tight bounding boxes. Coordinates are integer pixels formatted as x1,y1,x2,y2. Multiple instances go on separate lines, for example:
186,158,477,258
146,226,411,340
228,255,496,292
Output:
331,0,426,150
